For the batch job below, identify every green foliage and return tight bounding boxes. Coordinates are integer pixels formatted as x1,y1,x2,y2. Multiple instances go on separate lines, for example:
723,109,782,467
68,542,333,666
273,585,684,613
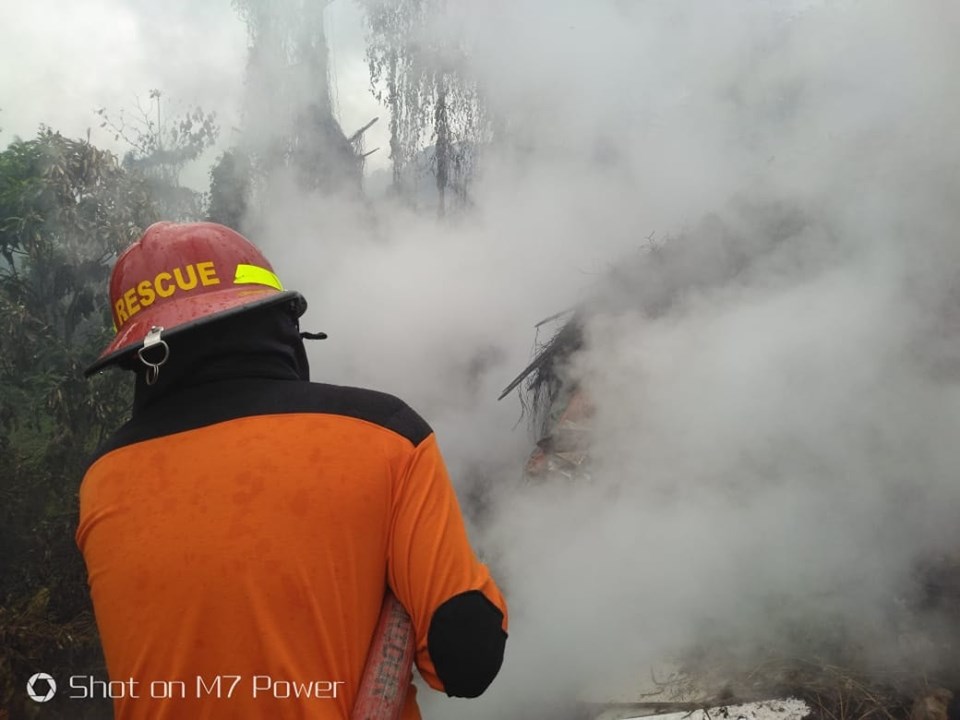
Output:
0,130,154,718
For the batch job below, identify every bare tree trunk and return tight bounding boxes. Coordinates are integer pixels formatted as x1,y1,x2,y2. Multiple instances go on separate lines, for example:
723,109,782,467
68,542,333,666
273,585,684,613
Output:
388,52,403,193
434,75,449,217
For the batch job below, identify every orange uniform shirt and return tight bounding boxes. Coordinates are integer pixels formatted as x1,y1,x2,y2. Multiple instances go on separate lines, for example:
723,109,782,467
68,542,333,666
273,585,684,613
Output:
77,378,507,719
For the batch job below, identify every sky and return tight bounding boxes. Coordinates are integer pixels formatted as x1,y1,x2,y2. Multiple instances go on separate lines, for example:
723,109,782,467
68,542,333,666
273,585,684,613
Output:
7,1,960,718
0,0,390,183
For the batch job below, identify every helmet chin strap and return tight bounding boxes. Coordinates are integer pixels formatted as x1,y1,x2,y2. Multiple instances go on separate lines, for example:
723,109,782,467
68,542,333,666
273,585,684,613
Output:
137,326,169,386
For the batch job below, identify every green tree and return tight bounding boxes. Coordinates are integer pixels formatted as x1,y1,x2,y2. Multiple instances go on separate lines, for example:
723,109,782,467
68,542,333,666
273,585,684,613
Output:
0,129,157,718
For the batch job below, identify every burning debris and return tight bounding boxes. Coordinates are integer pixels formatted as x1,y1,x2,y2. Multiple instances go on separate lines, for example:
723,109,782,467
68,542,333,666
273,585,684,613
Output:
502,201,817,483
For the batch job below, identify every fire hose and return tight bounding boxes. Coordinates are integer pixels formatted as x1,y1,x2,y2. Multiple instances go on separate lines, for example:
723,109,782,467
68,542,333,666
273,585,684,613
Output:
351,592,416,720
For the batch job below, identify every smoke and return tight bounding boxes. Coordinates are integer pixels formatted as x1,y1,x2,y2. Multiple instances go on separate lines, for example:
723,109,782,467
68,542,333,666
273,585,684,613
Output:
242,0,960,716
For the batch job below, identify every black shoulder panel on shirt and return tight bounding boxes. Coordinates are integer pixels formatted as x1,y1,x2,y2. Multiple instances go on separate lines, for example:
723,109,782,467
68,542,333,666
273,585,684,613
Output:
91,378,432,463
427,590,507,698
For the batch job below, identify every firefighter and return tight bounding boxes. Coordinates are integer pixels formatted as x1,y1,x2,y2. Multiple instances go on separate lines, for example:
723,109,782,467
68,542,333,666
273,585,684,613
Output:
77,222,508,719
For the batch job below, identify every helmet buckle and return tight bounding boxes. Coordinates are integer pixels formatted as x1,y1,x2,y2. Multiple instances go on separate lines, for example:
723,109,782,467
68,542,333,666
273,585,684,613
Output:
137,326,169,386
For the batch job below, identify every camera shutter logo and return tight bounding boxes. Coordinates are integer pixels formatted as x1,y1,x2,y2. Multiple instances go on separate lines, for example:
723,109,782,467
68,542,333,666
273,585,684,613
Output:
26,672,57,703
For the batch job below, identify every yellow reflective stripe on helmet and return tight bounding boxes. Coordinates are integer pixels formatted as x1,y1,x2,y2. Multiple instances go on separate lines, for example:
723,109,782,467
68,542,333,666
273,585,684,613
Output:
234,264,284,291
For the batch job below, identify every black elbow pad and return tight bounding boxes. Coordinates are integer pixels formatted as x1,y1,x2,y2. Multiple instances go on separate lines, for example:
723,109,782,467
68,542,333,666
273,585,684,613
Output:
427,590,507,698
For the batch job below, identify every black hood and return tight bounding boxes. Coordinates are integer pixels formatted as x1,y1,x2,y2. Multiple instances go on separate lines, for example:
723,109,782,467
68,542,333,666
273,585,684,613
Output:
130,304,310,416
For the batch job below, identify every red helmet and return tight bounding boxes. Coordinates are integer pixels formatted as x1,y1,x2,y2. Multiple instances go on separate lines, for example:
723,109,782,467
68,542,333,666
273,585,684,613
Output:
85,222,306,376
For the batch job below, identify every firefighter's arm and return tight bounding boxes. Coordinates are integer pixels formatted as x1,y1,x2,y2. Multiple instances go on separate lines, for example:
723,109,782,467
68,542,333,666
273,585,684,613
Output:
387,432,508,698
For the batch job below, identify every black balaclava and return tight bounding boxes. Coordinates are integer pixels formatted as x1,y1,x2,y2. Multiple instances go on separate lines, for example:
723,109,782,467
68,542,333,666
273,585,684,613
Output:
130,302,310,416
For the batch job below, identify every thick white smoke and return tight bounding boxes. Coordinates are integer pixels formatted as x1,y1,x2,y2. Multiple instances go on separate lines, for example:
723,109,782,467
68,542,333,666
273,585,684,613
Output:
244,1,960,717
